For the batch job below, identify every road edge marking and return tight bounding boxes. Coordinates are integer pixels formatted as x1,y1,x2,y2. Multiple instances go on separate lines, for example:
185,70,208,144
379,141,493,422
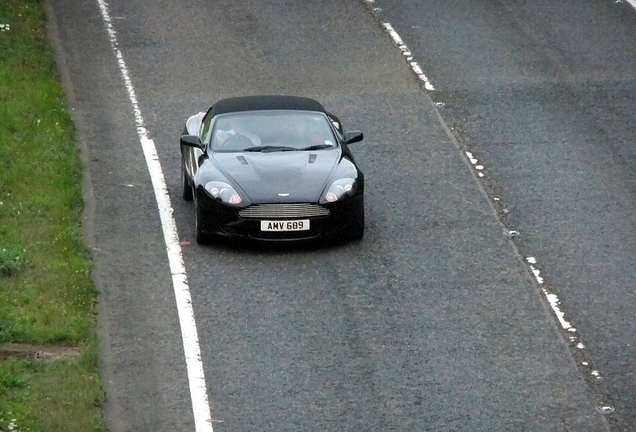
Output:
95,1,214,431
381,22,435,91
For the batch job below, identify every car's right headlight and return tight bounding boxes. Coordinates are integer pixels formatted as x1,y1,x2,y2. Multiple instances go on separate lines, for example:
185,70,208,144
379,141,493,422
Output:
322,178,356,203
204,181,242,205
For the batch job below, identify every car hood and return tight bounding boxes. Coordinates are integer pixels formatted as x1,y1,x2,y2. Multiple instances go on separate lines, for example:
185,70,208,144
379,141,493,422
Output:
212,150,340,202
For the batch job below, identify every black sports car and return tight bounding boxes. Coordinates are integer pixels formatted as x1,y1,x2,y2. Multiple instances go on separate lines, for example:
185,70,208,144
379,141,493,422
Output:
179,95,365,244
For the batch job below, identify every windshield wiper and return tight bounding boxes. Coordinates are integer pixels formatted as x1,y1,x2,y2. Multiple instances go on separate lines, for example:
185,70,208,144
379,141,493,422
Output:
300,144,334,151
243,145,297,152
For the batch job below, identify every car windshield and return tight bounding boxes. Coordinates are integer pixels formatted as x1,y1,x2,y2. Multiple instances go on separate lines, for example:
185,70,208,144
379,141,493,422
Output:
209,111,338,152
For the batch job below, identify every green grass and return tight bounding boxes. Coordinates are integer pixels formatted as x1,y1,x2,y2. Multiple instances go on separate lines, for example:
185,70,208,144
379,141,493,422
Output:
0,345,105,432
0,0,106,430
0,247,25,276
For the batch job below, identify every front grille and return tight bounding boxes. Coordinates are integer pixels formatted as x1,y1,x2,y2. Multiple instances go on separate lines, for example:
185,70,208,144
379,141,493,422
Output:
239,203,330,219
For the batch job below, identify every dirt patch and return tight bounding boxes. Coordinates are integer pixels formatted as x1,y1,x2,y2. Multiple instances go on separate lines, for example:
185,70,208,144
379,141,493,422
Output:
0,343,81,361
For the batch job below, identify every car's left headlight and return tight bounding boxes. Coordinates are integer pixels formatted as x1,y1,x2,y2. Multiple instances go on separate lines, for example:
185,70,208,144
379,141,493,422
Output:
204,181,242,205
322,178,356,203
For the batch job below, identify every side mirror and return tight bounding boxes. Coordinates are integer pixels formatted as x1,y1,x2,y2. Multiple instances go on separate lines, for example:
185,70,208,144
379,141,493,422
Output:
343,131,363,145
180,134,204,150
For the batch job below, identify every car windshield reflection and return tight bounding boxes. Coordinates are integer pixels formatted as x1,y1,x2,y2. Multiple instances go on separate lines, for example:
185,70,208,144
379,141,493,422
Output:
210,111,337,152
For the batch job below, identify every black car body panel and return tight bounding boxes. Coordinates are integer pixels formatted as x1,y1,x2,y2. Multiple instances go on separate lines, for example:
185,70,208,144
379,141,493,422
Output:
180,95,364,244
210,151,340,203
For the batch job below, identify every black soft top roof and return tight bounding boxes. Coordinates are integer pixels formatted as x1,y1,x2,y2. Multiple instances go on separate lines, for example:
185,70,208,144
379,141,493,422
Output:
208,95,327,117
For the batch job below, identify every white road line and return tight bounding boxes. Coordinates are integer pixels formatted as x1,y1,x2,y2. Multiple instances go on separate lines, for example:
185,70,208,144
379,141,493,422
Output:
95,1,214,431
382,22,435,91
627,0,636,11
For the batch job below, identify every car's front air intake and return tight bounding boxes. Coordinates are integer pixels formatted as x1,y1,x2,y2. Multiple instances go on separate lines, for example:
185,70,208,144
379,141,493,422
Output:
239,203,330,219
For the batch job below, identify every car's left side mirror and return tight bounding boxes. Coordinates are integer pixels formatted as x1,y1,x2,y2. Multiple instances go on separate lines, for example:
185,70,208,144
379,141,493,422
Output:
343,131,363,145
180,135,204,150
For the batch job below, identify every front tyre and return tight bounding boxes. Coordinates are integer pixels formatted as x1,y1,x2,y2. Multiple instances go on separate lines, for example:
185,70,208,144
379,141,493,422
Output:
181,158,193,201
194,196,211,245
348,207,364,241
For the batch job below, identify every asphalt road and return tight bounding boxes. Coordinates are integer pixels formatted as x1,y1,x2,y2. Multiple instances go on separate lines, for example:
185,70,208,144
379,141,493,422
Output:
369,1,636,430
47,0,635,431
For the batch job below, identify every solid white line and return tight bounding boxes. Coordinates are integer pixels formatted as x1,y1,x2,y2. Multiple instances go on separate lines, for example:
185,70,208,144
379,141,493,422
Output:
95,1,214,431
627,0,636,11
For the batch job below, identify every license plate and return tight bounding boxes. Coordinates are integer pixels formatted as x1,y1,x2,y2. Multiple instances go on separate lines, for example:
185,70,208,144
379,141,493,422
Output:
260,219,310,231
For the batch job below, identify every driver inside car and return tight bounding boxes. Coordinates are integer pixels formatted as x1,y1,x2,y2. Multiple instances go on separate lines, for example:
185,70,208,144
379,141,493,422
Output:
213,116,262,149
287,117,328,147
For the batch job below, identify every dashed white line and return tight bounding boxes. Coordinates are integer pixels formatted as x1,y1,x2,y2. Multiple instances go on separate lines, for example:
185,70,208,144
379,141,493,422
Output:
464,147,607,383
466,132,611,389
95,1,213,431
382,23,435,91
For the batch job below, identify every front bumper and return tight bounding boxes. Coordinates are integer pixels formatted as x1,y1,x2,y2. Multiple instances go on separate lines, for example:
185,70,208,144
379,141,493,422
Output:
195,190,363,242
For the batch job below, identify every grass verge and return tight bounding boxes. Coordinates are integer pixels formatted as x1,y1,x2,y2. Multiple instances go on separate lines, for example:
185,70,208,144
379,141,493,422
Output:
0,0,106,430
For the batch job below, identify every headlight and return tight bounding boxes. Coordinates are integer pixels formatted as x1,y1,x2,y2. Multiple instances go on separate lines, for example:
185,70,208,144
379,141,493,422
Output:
322,178,356,203
204,181,242,205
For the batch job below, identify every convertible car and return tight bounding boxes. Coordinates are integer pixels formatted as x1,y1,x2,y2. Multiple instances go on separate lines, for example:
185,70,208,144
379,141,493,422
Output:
179,95,365,244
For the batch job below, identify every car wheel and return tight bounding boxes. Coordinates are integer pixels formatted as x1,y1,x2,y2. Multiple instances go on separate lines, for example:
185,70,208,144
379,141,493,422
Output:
348,207,364,240
194,195,211,245
181,157,193,201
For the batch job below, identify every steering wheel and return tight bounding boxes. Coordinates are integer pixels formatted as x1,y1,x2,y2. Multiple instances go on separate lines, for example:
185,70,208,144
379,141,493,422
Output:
223,133,254,150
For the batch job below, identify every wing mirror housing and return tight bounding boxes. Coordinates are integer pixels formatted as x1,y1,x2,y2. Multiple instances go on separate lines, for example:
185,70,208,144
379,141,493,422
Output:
180,135,204,150
343,131,363,145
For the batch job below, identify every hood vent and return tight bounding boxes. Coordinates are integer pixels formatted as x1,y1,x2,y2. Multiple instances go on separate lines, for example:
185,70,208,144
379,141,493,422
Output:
236,156,248,165
308,154,317,164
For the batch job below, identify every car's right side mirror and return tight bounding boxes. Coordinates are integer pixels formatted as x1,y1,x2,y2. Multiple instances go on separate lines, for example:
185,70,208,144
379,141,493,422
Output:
180,134,204,150
343,131,363,145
